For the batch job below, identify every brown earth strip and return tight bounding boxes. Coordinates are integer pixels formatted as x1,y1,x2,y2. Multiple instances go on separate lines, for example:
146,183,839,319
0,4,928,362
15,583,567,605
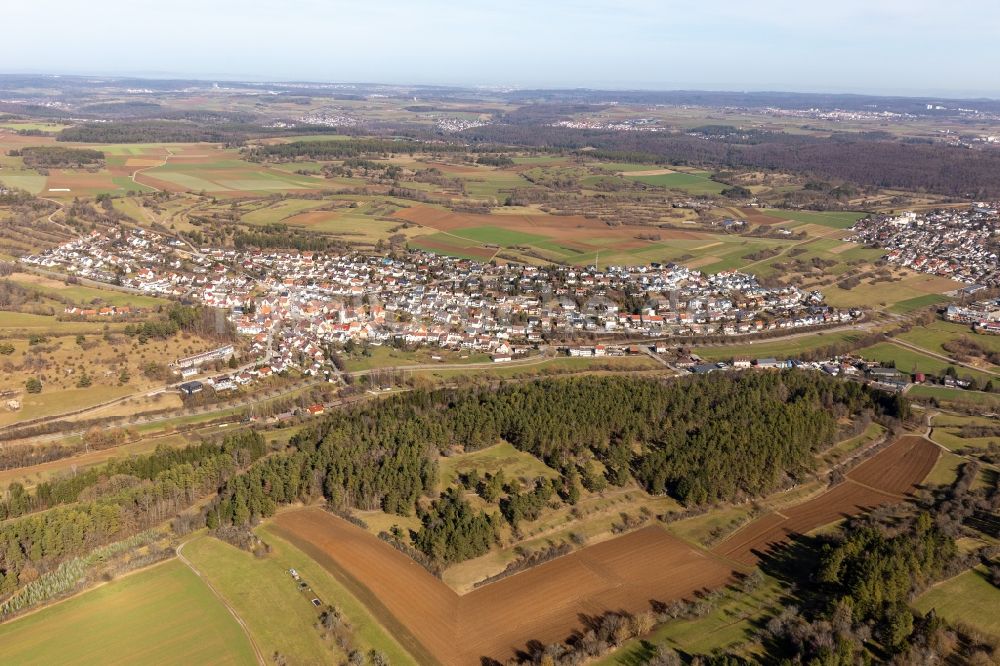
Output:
271,510,734,665
739,208,788,225
270,435,936,664
712,435,938,566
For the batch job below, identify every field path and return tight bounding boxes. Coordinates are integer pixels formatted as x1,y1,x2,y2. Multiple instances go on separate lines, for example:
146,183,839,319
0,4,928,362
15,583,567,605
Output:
130,148,175,192
177,539,265,666
36,196,75,235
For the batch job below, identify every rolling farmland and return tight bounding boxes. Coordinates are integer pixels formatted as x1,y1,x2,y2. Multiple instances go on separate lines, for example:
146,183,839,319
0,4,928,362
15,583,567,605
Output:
270,434,938,666
271,509,735,665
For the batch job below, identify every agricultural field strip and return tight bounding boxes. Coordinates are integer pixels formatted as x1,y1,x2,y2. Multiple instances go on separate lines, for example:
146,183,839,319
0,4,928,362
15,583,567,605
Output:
710,435,939,566
271,509,734,666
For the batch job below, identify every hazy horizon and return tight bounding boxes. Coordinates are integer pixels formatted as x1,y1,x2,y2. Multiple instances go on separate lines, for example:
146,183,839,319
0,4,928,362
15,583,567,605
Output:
3,0,1000,98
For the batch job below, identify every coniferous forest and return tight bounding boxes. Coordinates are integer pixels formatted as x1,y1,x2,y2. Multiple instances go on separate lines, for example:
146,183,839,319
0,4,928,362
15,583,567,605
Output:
211,372,902,563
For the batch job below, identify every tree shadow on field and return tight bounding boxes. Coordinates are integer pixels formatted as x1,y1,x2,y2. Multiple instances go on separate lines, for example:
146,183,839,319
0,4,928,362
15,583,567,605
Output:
756,533,832,615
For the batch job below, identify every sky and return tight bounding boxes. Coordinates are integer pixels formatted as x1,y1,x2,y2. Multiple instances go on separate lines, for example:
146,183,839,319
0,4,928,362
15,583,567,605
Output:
3,0,999,97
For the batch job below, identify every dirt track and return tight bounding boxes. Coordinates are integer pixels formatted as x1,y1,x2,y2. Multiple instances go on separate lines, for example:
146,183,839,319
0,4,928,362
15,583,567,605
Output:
712,435,939,565
271,511,733,665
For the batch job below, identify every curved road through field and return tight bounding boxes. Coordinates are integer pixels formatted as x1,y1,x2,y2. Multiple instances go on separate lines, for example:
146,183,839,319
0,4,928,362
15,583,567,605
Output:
888,337,1000,378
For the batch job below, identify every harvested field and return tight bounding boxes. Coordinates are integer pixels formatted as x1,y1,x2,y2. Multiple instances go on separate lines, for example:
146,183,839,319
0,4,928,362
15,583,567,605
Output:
124,158,165,167
847,435,938,492
738,208,788,225
616,168,676,176
712,435,938,565
393,206,707,256
270,509,735,665
411,237,495,260
44,170,117,193
683,255,722,269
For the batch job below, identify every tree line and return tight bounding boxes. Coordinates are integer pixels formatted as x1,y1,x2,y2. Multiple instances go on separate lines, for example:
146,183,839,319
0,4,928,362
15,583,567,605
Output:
11,146,104,168
211,372,902,563
0,430,266,596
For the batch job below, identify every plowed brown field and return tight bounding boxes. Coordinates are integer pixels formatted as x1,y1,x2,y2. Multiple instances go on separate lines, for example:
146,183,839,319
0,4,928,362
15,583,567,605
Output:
393,206,706,242
270,509,734,665
739,208,788,225
712,435,938,565
269,436,938,664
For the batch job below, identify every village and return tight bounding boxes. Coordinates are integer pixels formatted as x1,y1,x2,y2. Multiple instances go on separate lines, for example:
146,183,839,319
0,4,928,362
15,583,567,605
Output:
944,297,1000,334
21,225,861,387
847,202,1000,286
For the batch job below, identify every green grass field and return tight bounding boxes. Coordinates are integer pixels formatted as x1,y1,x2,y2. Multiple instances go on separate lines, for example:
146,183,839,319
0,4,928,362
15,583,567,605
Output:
412,354,662,382
695,330,862,362
930,423,997,453
0,311,127,335
598,575,783,663
626,171,726,195
0,122,71,132
760,209,867,229
859,342,993,383
438,441,557,489
240,198,329,224
450,225,548,247
0,560,256,665
914,567,1000,637
889,294,950,314
908,385,1000,409
183,534,414,665
254,525,417,664
822,422,885,466
897,320,1000,361
0,171,48,193
0,385,134,427
923,450,966,486
341,346,490,372
9,275,168,308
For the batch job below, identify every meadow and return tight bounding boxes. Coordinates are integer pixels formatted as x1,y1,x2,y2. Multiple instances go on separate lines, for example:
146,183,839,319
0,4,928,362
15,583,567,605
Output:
913,567,1000,637
694,330,863,362
9,272,169,308
897,320,1000,367
624,170,727,195
858,341,993,383
758,209,867,229
0,560,256,665
184,533,415,666
437,441,557,489
908,384,1000,409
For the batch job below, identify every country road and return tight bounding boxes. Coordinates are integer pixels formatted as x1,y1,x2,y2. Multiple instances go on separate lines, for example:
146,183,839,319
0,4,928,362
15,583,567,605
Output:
129,147,175,192
888,337,1000,378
